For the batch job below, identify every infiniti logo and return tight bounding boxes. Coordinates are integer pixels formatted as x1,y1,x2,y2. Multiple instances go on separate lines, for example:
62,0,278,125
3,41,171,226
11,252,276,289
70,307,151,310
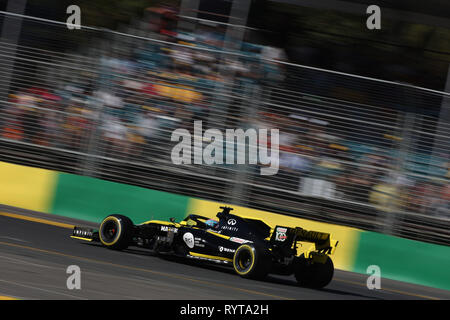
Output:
227,219,237,226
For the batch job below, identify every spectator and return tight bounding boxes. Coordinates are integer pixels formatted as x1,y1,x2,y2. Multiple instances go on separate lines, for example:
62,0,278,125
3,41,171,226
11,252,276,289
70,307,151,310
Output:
277,150,312,190
136,110,160,160
102,115,128,158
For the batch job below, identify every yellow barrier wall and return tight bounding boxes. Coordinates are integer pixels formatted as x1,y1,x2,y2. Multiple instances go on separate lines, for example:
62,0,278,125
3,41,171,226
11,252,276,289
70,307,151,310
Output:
0,162,57,213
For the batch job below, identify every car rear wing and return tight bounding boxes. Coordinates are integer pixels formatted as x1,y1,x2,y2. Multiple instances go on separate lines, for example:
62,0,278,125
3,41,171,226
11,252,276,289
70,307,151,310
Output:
295,227,339,254
270,226,339,255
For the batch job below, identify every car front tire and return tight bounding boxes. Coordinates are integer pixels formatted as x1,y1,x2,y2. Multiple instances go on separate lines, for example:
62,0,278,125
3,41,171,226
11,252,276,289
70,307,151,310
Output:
99,214,134,250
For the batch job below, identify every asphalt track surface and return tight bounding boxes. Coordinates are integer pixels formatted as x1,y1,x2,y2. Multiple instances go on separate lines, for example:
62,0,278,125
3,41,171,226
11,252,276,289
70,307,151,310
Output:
0,207,449,300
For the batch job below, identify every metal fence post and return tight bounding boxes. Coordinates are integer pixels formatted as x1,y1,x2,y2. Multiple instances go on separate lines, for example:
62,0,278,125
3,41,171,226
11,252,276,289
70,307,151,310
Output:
79,32,112,178
381,93,416,235
206,0,251,130
227,82,260,206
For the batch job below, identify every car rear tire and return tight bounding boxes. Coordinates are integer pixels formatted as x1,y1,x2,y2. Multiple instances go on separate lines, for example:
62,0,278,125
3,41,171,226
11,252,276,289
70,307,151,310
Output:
294,253,334,288
233,244,270,279
99,214,134,250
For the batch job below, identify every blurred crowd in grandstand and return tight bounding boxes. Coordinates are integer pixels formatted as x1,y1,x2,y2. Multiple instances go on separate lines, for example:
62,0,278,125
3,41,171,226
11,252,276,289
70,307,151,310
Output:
253,111,450,218
1,5,449,219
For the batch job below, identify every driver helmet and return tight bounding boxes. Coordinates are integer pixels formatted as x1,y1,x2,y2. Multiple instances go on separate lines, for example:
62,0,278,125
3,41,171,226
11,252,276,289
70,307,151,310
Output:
205,219,219,229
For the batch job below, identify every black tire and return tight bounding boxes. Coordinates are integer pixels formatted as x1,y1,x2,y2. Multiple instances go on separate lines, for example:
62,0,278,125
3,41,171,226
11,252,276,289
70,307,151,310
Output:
232,244,271,279
294,253,334,288
99,214,134,250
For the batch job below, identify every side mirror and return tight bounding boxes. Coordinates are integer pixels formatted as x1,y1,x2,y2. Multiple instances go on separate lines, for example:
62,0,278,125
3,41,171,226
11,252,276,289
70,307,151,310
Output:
170,217,176,223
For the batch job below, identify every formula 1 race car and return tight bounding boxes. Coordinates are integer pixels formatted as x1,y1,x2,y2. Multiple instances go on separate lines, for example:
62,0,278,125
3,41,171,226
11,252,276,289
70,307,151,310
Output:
71,206,339,288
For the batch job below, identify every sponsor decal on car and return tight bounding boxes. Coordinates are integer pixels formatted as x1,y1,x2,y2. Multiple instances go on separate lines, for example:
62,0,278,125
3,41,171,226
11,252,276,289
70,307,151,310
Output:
161,225,178,233
194,237,205,247
227,219,237,226
183,232,195,248
219,246,235,253
275,227,287,242
229,237,252,244
221,225,238,232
